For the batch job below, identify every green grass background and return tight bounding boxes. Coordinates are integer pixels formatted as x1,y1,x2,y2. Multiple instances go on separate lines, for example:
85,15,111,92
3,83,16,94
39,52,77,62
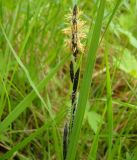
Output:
0,0,137,159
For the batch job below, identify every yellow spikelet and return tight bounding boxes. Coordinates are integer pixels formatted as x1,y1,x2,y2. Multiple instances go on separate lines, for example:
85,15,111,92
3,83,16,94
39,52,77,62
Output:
63,6,87,54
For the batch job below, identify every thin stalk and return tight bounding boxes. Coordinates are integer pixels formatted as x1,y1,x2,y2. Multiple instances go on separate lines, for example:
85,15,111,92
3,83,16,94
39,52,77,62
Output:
63,4,80,160
105,47,113,160
66,1,106,160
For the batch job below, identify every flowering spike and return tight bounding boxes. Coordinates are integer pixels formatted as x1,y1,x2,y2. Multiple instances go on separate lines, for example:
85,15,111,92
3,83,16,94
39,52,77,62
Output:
63,5,87,54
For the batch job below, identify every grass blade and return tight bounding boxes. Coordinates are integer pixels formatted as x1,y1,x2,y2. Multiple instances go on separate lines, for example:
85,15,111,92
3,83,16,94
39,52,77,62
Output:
88,106,107,160
0,107,66,160
0,54,70,133
88,0,122,158
0,24,52,115
100,0,122,43
105,47,113,160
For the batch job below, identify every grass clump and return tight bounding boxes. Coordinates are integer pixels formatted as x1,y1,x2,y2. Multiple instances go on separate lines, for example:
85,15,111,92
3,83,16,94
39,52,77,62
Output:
1,0,137,160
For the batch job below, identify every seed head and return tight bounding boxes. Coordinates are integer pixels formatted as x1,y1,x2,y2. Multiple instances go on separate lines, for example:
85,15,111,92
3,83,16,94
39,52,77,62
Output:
63,5,87,54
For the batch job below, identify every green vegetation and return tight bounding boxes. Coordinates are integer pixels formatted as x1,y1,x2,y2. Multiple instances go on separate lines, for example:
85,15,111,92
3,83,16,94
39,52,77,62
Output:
0,0,137,159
